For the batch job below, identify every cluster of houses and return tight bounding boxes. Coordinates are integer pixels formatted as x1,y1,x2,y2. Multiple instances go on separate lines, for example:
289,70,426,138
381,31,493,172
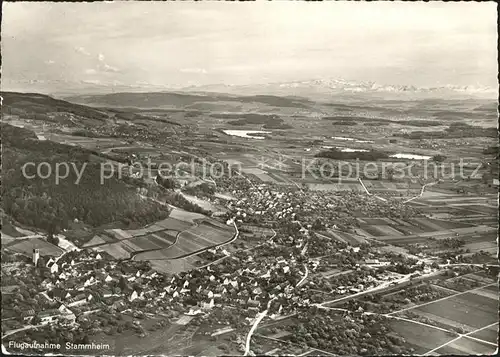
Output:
219,179,420,235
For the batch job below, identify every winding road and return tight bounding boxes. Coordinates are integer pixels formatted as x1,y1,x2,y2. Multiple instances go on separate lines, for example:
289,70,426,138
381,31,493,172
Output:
403,181,437,203
243,298,276,356
296,264,309,288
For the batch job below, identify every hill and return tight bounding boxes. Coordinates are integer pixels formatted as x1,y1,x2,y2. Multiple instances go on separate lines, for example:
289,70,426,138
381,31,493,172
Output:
1,91,111,127
1,123,171,233
65,91,312,110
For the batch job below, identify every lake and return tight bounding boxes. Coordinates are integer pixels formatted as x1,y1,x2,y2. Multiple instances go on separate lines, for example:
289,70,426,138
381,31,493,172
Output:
223,130,271,139
390,153,432,160
322,146,369,152
331,136,374,143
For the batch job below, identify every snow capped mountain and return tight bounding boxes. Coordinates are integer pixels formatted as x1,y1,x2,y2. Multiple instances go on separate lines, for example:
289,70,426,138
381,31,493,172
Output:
181,79,498,100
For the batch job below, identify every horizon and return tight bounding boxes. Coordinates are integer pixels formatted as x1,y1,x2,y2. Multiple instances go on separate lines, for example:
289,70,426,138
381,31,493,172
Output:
1,1,498,95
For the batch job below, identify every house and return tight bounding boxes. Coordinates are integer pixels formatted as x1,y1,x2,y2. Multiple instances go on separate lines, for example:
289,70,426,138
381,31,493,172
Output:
247,298,260,308
41,280,54,290
38,309,63,325
46,258,55,268
48,261,59,274
22,309,35,322
112,300,126,311
186,308,203,316
101,289,113,298
201,299,215,310
68,293,88,307
0,285,19,295
252,287,263,295
37,306,75,326
129,291,138,302
211,326,234,337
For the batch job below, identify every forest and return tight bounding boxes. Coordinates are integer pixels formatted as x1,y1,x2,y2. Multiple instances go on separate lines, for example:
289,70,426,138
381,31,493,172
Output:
1,124,170,234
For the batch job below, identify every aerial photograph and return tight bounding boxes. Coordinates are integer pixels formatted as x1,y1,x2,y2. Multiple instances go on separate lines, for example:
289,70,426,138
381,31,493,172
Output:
1,1,498,356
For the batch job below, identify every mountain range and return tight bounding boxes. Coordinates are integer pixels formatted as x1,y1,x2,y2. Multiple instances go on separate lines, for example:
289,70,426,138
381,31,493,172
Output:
5,78,497,101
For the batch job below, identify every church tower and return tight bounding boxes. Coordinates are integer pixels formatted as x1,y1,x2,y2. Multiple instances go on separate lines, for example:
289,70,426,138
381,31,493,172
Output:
33,248,40,267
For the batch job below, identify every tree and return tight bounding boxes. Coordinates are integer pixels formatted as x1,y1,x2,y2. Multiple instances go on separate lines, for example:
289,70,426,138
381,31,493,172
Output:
432,154,446,163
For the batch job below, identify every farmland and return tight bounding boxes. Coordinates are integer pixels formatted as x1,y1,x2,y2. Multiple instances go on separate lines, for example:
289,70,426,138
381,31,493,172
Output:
86,200,235,265
133,221,234,261
387,319,457,354
5,237,64,257
435,336,497,355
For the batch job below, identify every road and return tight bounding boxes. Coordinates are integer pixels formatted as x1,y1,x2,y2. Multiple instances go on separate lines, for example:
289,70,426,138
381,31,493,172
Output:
358,178,387,202
296,264,309,288
387,282,497,316
255,334,336,356
315,269,442,308
421,322,499,356
243,299,275,356
403,181,437,203
2,324,43,339
197,228,276,270
316,280,498,351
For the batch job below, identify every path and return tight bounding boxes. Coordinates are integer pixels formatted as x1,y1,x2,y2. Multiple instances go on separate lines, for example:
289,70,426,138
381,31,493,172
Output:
296,264,309,288
316,268,445,308
244,299,275,356
255,334,336,356
133,221,239,261
421,322,499,356
403,181,437,203
197,228,276,270
2,324,43,339
358,178,387,202
387,282,497,316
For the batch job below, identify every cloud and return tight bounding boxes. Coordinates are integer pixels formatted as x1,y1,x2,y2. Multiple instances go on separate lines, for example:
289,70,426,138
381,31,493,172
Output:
98,53,105,62
85,68,97,75
44,60,55,65
82,79,102,85
180,68,208,74
74,46,90,56
102,63,120,73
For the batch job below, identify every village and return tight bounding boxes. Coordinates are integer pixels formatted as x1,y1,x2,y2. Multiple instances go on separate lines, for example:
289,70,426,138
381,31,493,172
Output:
3,165,497,355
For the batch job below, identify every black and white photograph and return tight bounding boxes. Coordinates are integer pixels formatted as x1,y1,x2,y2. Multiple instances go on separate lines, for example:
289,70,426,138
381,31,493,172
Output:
1,1,498,356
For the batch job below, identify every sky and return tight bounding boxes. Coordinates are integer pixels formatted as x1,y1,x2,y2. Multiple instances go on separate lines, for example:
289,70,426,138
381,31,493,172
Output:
2,1,498,94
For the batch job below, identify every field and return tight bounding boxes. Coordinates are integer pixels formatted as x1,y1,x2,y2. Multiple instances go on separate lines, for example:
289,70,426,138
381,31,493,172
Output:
435,336,497,355
134,221,234,260
357,216,477,240
409,291,498,331
5,237,64,257
306,183,364,192
389,273,498,355
388,319,457,354
88,201,235,266
324,230,367,246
